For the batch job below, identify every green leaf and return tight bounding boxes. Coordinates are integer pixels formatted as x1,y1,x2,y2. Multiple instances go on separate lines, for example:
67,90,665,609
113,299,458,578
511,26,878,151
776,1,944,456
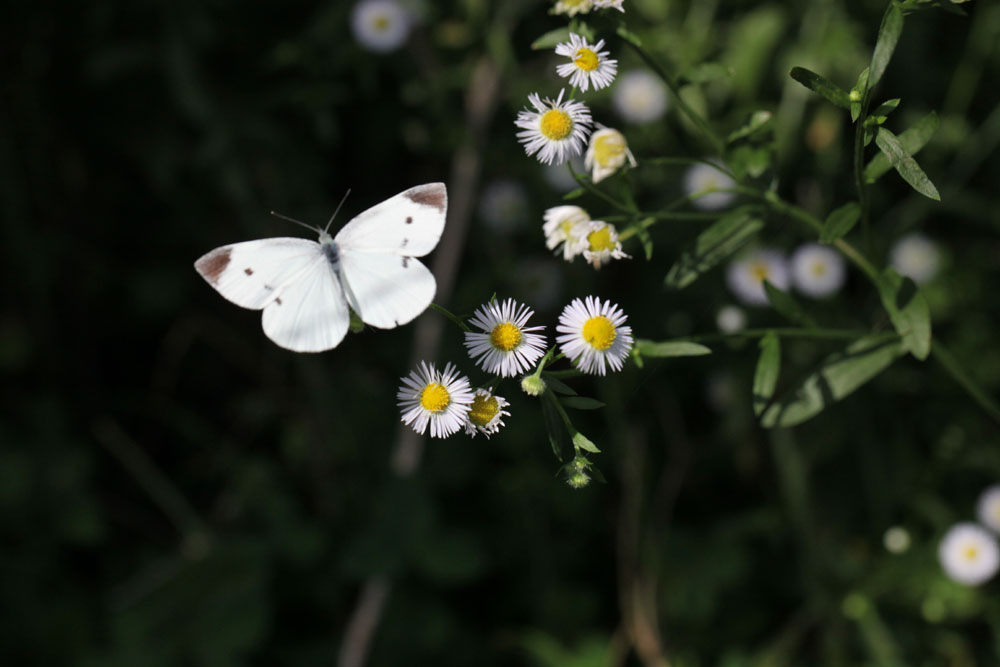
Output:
531,27,571,50
763,281,818,328
615,24,642,48
727,110,774,144
665,208,764,289
761,335,906,428
541,391,570,461
563,187,586,201
560,396,606,410
753,331,781,416
820,201,862,243
572,431,601,454
635,225,654,261
870,97,901,122
635,340,712,358
789,67,851,109
869,5,904,89
877,268,932,360
681,62,733,84
875,127,941,200
727,145,772,179
864,112,938,183
851,69,869,122
932,342,1000,425
542,374,577,396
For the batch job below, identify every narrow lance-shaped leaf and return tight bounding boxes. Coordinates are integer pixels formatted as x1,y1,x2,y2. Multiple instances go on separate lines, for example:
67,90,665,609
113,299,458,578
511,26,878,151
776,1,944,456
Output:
666,208,764,289
531,27,571,50
868,5,904,90
764,281,818,328
572,431,601,454
761,335,906,428
877,268,931,360
635,340,712,358
560,396,606,411
875,127,941,200
865,112,938,183
820,202,862,244
753,331,781,416
541,390,570,461
789,67,851,109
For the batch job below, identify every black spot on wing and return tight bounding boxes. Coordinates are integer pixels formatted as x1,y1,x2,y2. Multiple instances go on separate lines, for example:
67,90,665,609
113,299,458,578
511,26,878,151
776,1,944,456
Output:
275,297,283,305
406,216,413,224
402,257,410,268
401,238,409,248
244,267,254,276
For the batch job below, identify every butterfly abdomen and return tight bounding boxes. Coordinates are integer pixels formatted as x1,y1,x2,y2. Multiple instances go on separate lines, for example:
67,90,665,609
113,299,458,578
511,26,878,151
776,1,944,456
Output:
321,241,340,266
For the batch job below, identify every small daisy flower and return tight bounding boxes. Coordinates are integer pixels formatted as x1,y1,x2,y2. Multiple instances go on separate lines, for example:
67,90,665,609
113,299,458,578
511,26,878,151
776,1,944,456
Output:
726,248,790,307
585,127,637,183
594,0,625,10
613,70,668,124
716,305,747,334
889,232,941,285
351,0,411,53
552,0,593,16
556,296,634,375
397,362,474,438
464,298,547,378
883,526,911,554
464,389,511,438
555,34,618,93
977,485,1000,534
478,179,529,232
684,162,737,211
515,89,593,166
938,522,1000,586
543,205,591,261
577,220,630,269
790,243,846,299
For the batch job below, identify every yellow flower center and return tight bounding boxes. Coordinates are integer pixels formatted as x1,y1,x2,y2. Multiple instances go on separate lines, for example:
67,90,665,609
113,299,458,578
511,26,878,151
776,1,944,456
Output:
810,261,828,277
490,322,522,351
373,14,390,31
587,226,616,252
750,262,770,283
574,48,600,72
468,394,500,427
540,109,573,141
419,383,450,413
582,315,617,350
593,133,625,167
963,544,980,562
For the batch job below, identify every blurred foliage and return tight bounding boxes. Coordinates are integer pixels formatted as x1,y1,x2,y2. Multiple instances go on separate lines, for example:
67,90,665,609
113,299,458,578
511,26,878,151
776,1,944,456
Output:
3,0,1000,665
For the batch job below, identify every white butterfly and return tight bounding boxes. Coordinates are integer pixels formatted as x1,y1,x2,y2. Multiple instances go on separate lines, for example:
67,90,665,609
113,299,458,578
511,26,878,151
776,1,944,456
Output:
194,183,447,353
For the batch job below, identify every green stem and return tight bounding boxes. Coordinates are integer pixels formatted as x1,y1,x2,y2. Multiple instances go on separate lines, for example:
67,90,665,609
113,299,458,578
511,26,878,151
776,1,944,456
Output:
681,328,891,343
641,155,738,179
568,162,633,213
931,341,1000,426
428,303,470,332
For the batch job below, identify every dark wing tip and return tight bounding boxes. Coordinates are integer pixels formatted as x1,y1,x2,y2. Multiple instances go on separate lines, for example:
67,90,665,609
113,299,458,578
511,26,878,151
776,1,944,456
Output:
405,183,447,213
194,247,232,285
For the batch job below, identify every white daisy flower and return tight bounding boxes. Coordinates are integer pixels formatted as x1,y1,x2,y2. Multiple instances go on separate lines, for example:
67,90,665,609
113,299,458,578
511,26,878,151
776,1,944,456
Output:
552,0,593,16
883,526,911,554
464,298,547,378
543,205,591,261
478,179,529,232
397,362,474,438
725,248,790,307
889,232,941,285
555,34,618,93
585,127,636,183
577,220,630,269
977,485,1000,534
613,70,668,124
464,389,511,438
790,243,847,299
350,0,411,53
556,296,634,375
716,305,747,334
515,89,593,166
938,522,1000,586
594,0,625,10
684,162,737,211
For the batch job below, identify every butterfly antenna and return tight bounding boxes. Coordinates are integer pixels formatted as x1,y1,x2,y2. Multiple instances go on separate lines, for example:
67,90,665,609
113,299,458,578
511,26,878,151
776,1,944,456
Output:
323,189,352,234
270,211,322,234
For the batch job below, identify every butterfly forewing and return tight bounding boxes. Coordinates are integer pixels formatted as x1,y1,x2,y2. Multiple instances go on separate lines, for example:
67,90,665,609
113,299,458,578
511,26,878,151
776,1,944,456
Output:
261,254,351,352
337,250,436,329
194,238,321,310
334,183,447,257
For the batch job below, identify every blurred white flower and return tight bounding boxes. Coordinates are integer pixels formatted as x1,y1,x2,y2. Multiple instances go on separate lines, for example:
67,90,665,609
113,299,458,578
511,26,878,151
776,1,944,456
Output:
790,243,846,299
464,389,511,438
684,162,737,211
516,89,593,166
555,33,618,93
593,0,625,10
716,305,747,334
889,233,940,284
939,522,1000,586
977,485,1000,534
543,205,591,261
613,70,668,124
351,0,411,53
557,296,634,375
726,249,790,306
578,220,630,269
883,526,911,554
478,179,529,232
552,0,593,16
585,127,636,183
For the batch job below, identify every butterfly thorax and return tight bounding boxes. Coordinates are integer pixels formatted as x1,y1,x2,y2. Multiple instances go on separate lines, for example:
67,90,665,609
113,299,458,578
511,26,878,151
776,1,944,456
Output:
319,232,340,266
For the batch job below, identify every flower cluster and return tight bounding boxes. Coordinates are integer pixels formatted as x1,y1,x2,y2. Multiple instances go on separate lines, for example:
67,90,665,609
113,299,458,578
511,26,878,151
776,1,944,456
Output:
543,206,630,268
937,485,1000,586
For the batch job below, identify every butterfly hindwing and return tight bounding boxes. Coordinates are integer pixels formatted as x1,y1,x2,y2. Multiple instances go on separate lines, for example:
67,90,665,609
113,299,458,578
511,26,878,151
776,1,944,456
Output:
194,238,321,310
338,249,436,329
261,254,350,352
334,183,447,257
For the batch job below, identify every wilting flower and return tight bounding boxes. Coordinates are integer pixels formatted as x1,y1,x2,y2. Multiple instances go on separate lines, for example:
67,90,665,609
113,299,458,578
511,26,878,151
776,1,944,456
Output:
543,205,591,261
464,389,511,438
577,220,630,269
585,127,636,183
